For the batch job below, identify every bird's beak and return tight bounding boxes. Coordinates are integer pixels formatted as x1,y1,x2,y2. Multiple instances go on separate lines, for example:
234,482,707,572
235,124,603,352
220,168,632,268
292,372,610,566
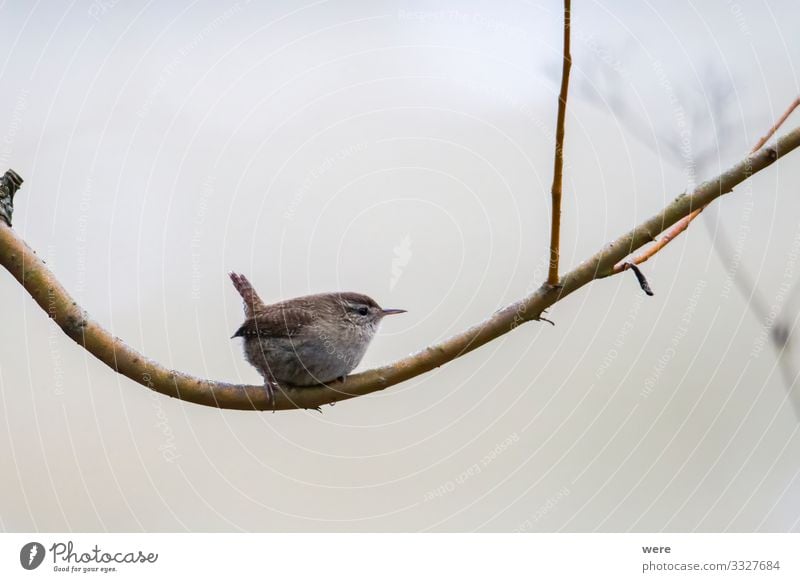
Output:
381,308,406,316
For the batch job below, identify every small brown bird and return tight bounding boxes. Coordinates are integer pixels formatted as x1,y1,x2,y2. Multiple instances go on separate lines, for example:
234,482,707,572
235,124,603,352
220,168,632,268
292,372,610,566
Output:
229,273,405,406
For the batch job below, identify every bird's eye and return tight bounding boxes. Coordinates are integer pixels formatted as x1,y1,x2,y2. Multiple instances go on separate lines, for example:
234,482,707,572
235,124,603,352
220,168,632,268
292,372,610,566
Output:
357,306,369,316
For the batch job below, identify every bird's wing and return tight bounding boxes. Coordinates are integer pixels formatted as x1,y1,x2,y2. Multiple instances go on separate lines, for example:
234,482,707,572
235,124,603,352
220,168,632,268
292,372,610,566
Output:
231,304,317,339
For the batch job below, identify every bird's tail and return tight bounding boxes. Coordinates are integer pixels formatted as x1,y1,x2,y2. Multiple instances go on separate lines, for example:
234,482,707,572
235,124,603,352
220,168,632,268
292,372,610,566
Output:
229,272,266,317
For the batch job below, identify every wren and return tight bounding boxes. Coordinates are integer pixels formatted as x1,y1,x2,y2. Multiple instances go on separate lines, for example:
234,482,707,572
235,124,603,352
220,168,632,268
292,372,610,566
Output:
229,273,405,406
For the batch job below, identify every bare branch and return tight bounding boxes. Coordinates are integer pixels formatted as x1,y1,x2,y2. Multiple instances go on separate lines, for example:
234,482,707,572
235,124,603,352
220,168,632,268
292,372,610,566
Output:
752,96,800,153
612,207,704,274
547,0,572,286
612,94,800,274
1,125,799,411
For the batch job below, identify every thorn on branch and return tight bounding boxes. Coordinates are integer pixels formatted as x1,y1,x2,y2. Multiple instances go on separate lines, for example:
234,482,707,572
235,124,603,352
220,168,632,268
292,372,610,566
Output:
622,263,654,296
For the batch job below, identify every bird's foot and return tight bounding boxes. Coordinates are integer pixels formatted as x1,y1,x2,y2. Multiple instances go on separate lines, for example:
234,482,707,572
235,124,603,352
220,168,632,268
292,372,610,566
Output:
264,380,278,412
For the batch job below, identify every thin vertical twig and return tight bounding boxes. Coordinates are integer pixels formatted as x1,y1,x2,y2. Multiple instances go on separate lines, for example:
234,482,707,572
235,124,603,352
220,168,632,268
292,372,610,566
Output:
548,0,572,286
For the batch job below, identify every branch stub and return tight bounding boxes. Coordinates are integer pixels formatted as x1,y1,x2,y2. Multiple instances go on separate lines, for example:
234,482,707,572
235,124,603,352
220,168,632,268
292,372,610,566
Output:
0,169,23,227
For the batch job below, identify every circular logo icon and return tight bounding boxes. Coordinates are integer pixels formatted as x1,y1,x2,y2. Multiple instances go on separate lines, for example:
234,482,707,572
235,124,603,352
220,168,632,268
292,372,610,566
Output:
19,542,45,570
